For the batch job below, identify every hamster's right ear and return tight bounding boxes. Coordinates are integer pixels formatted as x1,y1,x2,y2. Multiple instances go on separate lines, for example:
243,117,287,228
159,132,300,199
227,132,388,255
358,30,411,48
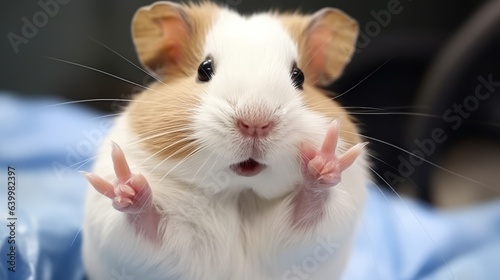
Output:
280,9,358,86
131,2,218,78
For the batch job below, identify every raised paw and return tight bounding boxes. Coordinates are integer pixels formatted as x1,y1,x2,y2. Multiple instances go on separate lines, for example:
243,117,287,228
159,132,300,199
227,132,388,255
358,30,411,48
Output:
82,142,161,240
291,121,366,229
300,119,367,188
82,142,153,214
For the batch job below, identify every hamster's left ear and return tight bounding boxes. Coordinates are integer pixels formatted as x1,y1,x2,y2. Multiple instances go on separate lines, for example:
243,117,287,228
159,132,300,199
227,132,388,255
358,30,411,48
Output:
281,9,359,86
131,2,218,78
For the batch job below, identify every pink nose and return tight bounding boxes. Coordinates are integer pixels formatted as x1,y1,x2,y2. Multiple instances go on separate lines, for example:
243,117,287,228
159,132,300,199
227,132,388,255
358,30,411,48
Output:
237,119,274,137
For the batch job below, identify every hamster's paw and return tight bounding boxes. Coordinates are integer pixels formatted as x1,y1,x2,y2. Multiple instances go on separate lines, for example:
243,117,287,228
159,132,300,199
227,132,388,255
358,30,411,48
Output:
83,143,161,240
291,120,366,229
300,119,366,189
83,142,153,213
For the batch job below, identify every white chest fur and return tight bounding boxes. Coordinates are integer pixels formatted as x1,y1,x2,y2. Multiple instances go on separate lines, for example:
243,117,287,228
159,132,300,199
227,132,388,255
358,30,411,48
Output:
82,114,367,280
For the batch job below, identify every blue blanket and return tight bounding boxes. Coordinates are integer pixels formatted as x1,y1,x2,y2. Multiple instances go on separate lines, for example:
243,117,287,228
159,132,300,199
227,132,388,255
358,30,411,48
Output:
1,93,499,279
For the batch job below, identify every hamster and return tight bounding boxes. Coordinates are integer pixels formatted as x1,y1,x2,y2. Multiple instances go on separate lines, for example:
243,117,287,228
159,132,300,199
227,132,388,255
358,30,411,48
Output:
81,2,369,280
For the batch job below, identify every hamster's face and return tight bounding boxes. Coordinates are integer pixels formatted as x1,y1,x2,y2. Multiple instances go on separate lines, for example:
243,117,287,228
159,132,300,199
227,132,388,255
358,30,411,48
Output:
129,3,359,198
191,13,318,187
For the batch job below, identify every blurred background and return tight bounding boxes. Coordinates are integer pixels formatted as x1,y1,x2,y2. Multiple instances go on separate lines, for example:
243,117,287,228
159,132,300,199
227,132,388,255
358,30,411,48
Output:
1,0,500,206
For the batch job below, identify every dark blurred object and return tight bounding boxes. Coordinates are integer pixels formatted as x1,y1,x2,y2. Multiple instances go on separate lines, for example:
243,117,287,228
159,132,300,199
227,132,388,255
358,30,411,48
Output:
406,0,500,201
329,0,500,200
1,0,498,200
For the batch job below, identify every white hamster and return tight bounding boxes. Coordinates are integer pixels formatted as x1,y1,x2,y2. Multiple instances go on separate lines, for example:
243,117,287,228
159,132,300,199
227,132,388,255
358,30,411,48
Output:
82,1,369,279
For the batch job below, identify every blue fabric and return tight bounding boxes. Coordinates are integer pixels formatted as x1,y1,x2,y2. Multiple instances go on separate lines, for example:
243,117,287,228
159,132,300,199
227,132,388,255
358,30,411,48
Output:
1,93,499,280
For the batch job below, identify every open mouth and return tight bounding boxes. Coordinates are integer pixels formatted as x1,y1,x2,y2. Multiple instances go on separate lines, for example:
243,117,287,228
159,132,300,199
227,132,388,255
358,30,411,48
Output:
230,158,266,177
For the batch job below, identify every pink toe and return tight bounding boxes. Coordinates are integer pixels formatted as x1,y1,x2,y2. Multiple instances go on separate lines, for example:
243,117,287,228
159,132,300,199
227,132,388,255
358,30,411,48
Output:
308,156,325,176
115,184,136,198
321,160,338,175
321,119,340,154
128,173,150,193
82,172,115,199
338,142,367,171
111,142,132,183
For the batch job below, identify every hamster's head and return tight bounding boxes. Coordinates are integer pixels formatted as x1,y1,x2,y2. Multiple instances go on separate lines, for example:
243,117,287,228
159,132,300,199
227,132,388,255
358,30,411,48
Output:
129,1,360,198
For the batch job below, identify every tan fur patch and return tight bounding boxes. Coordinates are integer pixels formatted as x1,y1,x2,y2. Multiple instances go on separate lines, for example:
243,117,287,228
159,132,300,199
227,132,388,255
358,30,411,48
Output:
129,2,220,161
132,2,220,77
128,79,204,160
278,13,311,81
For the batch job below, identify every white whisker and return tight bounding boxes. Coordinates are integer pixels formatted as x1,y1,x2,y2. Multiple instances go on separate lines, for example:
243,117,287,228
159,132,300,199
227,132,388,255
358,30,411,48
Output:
343,130,499,193
88,37,168,87
333,56,394,101
44,57,162,94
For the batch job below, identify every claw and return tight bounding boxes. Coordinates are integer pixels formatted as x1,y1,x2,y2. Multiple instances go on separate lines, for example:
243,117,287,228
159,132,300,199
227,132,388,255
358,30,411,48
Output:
113,196,133,210
115,184,136,198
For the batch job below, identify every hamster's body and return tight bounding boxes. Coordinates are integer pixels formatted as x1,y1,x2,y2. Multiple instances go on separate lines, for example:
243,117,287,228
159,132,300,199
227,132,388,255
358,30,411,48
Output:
83,114,367,280
82,2,368,279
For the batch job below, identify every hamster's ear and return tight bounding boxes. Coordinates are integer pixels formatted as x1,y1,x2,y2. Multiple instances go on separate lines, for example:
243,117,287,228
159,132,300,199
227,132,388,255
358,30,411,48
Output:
282,9,358,86
132,2,217,78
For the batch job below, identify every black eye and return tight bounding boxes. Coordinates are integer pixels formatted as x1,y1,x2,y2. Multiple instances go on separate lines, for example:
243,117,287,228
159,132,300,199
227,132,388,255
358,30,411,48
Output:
198,57,214,82
291,64,304,89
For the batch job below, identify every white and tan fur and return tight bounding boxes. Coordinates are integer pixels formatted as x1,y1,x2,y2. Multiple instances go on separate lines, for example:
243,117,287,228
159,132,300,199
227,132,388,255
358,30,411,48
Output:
82,2,368,279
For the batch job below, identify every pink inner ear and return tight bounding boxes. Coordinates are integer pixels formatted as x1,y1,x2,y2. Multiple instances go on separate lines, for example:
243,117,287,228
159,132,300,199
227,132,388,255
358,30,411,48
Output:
157,16,190,67
306,24,333,76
